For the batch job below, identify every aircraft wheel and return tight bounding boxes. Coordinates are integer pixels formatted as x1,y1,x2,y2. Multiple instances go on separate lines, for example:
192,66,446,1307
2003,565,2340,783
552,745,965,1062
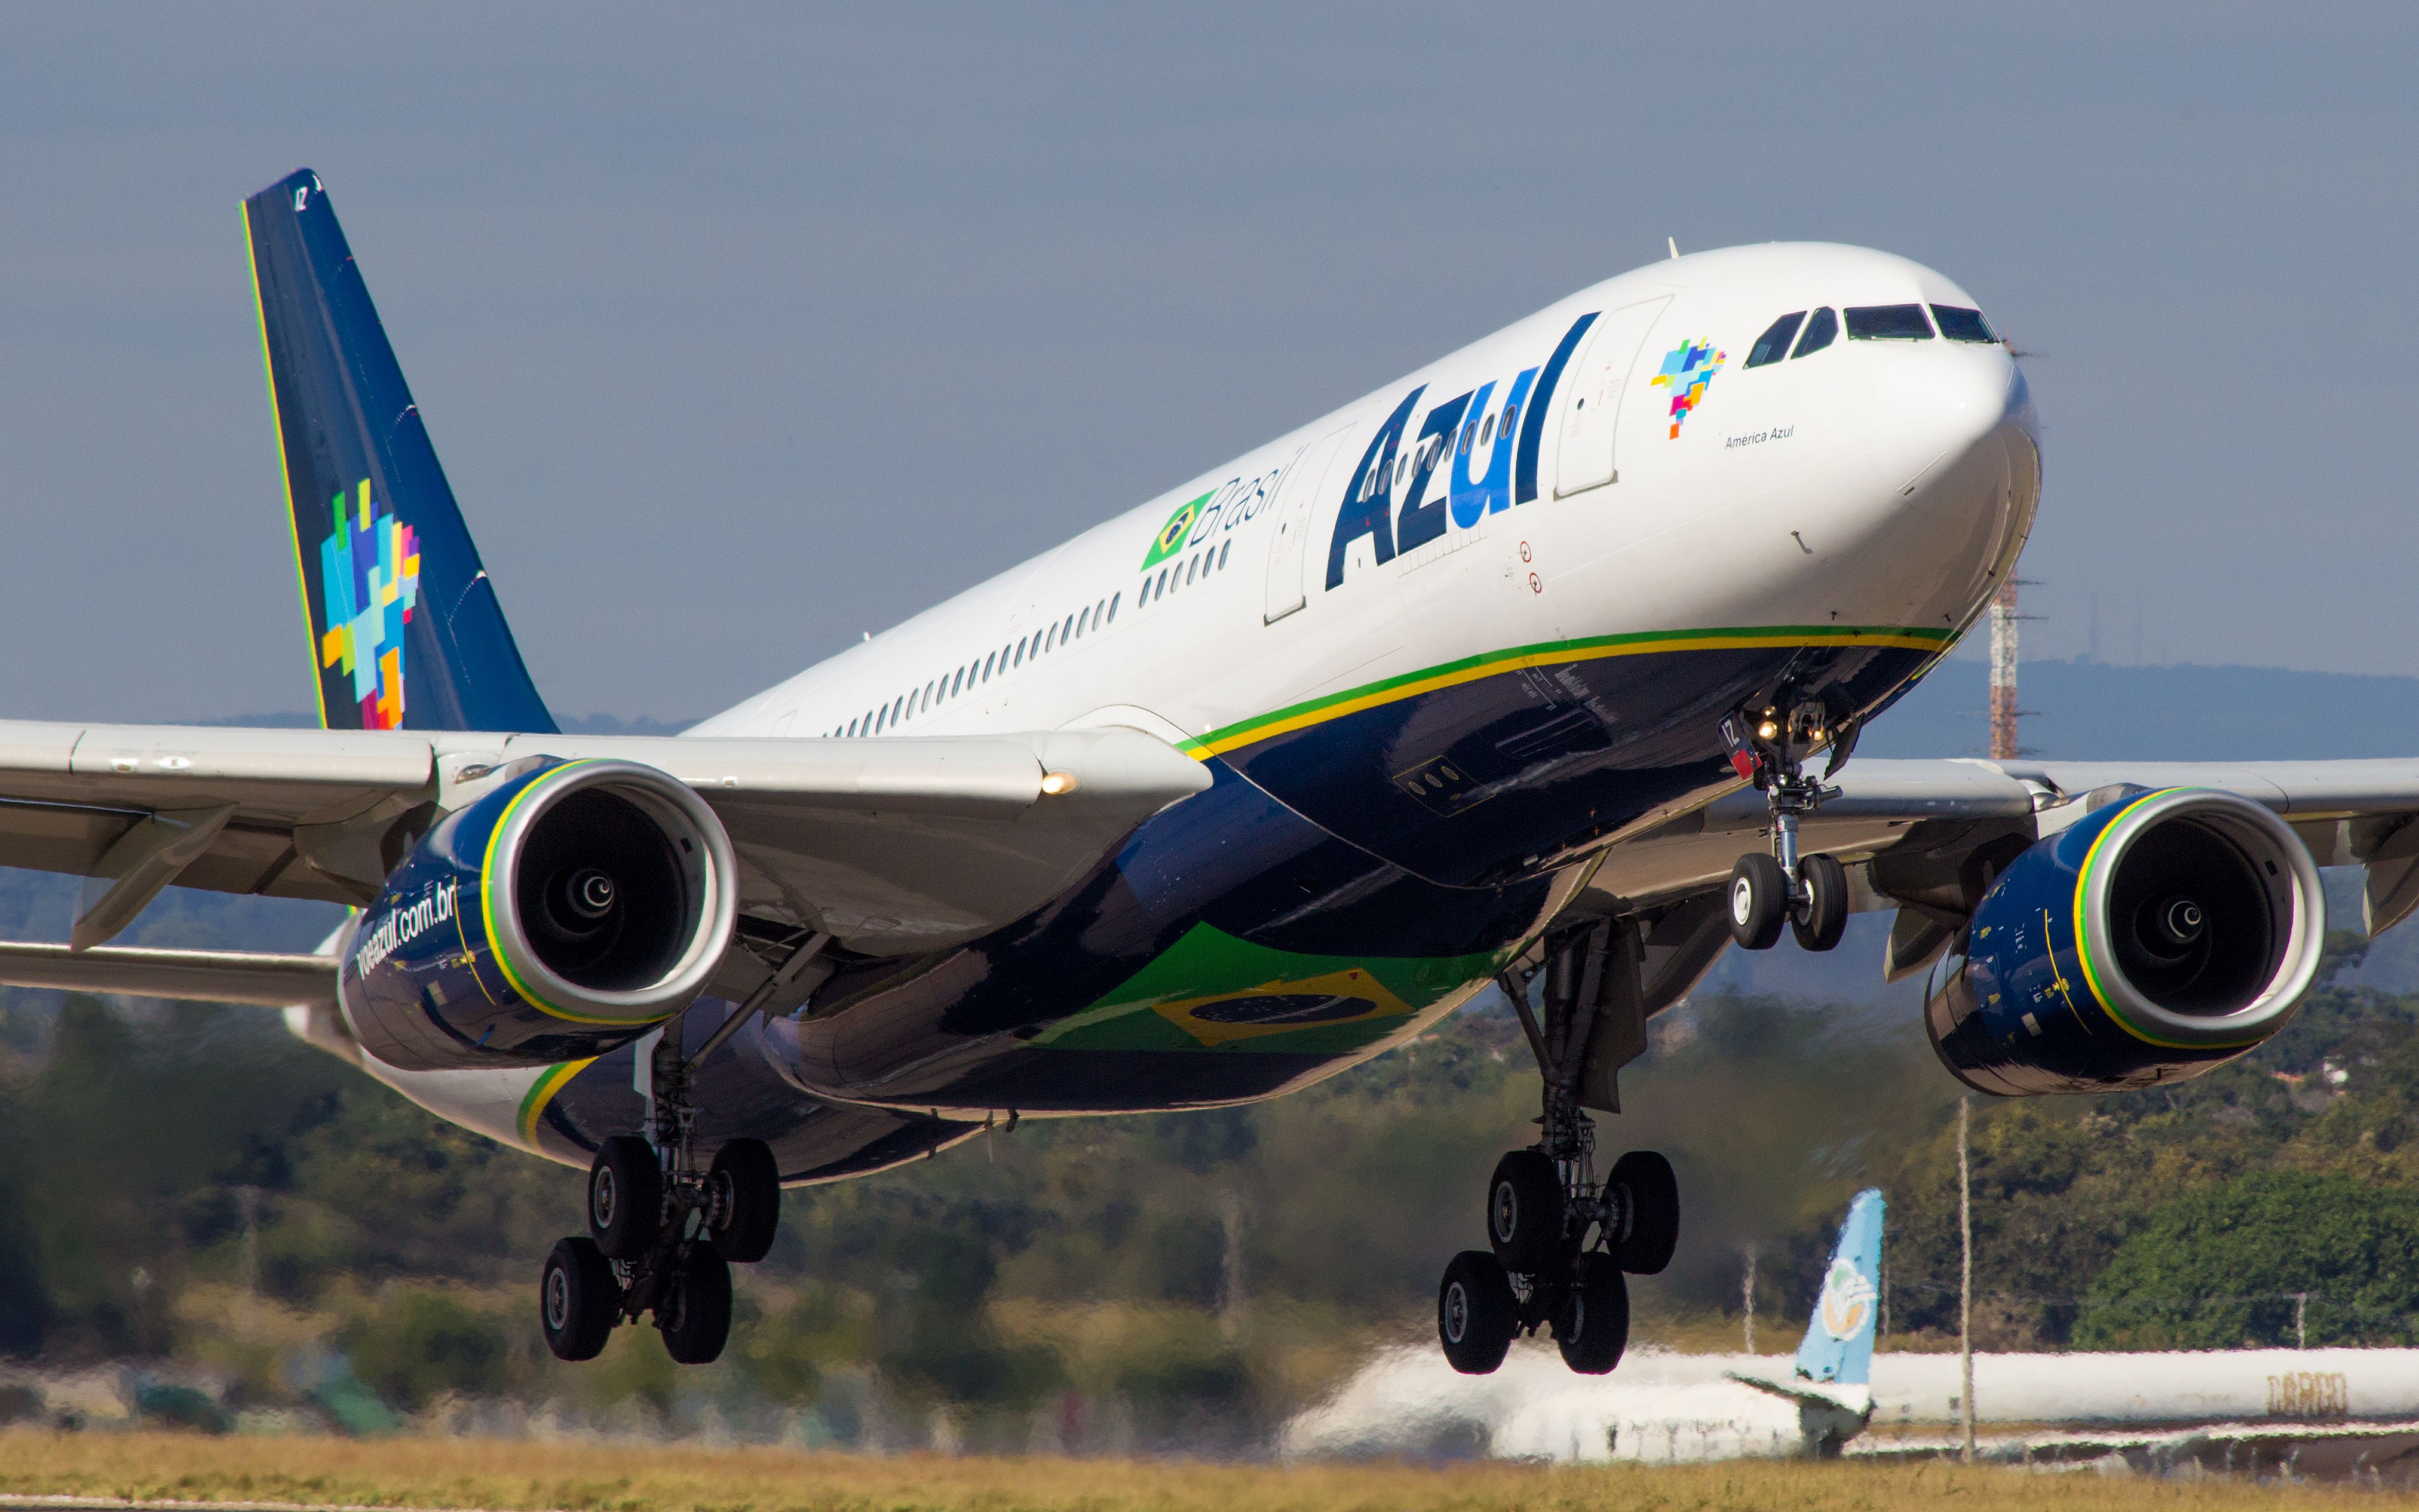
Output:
589,1134,663,1260
1437,1250,1518,1375
1486,1149,1566,1275
1728,854,1788,950
1606,1149,1680,1275
707,1138,781,1263
658,1249,733,1365
1792,853,1848,952
539,1237,620,1362
1556,1252,1630,1375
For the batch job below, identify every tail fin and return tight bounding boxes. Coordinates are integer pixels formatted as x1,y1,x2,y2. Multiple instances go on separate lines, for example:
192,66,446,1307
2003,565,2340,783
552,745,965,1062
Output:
1793,1187,1884,1386
243,169,556,734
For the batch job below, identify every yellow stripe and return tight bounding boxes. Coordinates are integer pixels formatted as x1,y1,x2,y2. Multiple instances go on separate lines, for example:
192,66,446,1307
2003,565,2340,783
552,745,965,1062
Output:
516,1057,596,1148
1180,628,1946,759
244,205,327,729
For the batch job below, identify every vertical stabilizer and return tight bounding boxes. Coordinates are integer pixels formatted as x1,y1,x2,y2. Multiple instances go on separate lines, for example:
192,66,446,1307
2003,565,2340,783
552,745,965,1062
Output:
1793,1188,1885,1386
243,169,556,734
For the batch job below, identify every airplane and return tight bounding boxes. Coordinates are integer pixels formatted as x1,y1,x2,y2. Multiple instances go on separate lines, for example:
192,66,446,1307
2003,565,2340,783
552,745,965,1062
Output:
2,167,2411,1376
1287,1189,1886,1462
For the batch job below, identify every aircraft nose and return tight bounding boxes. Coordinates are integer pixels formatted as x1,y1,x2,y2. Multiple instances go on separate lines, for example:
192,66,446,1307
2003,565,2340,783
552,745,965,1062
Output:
1804,344,2038,633
1868,344,2031,499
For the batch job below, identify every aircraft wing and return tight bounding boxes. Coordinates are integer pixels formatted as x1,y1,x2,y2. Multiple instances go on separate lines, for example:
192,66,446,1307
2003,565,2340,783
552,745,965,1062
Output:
0,720,1211,962
1590,756,2419,982
1725,1368,1872,1418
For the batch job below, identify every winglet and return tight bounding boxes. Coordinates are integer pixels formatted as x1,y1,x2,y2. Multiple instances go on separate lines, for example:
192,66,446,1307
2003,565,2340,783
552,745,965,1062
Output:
243,169,556,734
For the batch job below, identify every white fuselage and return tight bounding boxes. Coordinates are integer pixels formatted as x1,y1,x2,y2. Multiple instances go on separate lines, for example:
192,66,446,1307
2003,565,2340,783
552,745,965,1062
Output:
691,242,2036,777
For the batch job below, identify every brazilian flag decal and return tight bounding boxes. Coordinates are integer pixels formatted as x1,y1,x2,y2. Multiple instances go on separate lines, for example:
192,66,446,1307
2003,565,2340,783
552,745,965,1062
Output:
1142,492,1210,569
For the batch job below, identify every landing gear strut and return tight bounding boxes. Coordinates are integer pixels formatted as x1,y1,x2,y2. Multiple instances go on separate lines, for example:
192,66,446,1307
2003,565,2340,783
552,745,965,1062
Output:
539,934,827,1364
1437,927,1679,1377
1722,703,1851,953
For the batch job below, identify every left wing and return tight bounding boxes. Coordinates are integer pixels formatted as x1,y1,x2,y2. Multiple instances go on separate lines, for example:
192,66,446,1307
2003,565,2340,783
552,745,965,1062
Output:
1593,756,2419,980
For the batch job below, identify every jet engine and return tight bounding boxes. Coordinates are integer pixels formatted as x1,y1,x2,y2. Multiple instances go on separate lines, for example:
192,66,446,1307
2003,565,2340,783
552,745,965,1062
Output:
340,757,737,1071
1923,787,2323,1096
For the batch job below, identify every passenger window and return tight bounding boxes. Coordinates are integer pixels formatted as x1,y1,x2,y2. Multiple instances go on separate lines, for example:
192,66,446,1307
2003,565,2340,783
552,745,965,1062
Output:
983,651,996,680
1745,311,1806,368
950,668,964,697
1503,400,1519,433
1791,308,1838,358
1096,596,1107,624
1845,304,1934,341
1062,614,1076,641
1108,591,1120,621
1184,556,1197,586
1013,639,1025,667
1157,566,1170,597
1218,541,1231,570
1932,305,1997,343
1479,414,1495,445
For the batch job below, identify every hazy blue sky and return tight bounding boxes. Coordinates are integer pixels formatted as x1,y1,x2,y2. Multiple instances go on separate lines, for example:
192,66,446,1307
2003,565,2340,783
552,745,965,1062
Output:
2,5,2412,723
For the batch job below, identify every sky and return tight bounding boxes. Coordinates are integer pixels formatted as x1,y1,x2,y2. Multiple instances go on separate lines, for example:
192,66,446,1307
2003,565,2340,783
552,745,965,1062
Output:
1,4,2414,724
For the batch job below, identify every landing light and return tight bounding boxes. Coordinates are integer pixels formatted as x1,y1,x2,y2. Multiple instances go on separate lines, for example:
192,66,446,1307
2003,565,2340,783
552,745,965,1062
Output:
1756,721,1779,741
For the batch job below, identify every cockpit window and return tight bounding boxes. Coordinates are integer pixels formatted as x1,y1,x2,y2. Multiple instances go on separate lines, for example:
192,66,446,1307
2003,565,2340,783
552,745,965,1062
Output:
1931,305,1998,343
1845,304,1935,341
1745,312,1805,369
1791,306,1838,358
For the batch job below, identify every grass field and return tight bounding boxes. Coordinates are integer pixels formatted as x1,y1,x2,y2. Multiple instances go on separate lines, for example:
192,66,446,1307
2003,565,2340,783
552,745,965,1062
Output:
0,1431,2409,1512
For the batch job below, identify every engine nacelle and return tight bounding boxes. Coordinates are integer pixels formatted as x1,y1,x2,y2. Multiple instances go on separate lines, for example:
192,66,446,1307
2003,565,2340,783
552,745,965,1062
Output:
1924,787,2323,1096
339,757,737,1071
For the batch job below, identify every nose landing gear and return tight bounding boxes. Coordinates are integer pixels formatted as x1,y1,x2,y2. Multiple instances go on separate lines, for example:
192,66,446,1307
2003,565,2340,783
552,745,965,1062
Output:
1437,924,1680,1377
1722,703,1851,953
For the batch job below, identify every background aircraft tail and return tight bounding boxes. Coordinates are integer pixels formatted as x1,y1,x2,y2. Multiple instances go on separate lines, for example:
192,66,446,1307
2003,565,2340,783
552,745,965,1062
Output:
243,168,556,734
1792,1188,1885,1386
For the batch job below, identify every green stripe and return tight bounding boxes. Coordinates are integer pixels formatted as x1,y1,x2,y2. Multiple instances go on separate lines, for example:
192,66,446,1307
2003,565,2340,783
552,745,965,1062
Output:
1181,623,1951,758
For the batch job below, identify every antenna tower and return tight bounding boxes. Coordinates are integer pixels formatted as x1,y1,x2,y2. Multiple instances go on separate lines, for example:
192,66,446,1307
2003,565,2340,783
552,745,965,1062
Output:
1988,580,2022,760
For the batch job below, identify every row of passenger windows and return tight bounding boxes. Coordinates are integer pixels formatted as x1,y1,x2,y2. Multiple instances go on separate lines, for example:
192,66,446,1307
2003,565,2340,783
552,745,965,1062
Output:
1357,397,1524,501
1743,303,2000,368
1140,536,1234,606
825,589,1123,738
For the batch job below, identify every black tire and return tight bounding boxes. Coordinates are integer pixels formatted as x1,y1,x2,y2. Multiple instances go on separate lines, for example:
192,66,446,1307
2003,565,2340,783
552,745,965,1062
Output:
1728,853,1788,950
588,1134,663,1260
1486,1149,1566,1275
1556,1252,1630,1375
707,1139,782,1263
658,1249,733,1365
1792,853,1848,953
540,1236,620,1362
1606,1149,1680,1275
1437,1249,1519,1375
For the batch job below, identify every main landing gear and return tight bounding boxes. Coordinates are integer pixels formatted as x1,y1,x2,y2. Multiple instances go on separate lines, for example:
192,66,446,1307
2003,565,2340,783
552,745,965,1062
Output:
540,947,820,1364
1722,702,1851,954
1439,929,1680,1377
540,1125,781,1366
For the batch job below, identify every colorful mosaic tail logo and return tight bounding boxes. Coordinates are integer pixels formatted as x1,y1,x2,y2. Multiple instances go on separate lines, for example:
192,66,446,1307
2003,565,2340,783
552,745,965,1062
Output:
1650,339,1725,438
317,479,422,729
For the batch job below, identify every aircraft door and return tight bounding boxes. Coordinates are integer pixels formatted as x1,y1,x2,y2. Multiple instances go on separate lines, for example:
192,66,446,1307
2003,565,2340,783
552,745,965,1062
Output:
1262,422,1357,624
1553,296,1671,498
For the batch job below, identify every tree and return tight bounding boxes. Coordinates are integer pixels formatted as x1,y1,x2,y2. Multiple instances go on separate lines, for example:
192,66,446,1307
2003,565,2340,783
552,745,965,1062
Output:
2075,1171,2419,1350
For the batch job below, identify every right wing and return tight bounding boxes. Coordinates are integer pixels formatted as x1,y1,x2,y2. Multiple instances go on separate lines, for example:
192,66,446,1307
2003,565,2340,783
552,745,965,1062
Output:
0,720,1210,966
